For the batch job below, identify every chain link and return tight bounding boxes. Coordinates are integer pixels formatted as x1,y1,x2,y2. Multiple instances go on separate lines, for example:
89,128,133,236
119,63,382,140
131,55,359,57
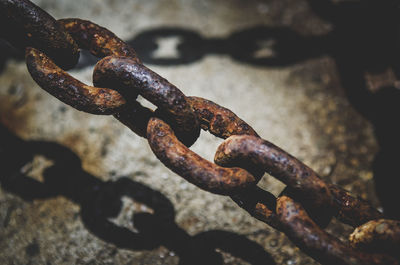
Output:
0,0,79,69
1,1,399,264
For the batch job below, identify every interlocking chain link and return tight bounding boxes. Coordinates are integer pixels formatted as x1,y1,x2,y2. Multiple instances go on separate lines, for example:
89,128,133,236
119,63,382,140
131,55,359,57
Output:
0,0,79,69
1,1,399,264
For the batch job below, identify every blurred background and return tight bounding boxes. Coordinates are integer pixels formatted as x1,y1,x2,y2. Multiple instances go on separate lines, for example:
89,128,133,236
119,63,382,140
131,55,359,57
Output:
1,0,399,264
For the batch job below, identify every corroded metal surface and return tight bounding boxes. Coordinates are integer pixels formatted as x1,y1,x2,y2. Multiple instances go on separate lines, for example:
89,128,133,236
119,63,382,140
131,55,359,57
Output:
328,184,384,227
147,117,256,195
215,135,387,228
215,135,332,212
59,18,139,60
94,56,200,147
187,96,264,178
0,0,79,69
25,47,126,114
187,96,259,139
229,186,281,230
276,196,398,265
350,219,400,256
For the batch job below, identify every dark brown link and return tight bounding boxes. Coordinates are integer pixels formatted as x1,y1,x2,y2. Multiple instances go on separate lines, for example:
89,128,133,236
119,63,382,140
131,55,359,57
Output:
181,96,282,227
215,135,333,212
349,219,400,256
277,196,399,265
58,19,175,142
58,18,200,145
186,96,259,139
25,47,125,114
146,117,257,195
184,97,282,227
182,97,285,229
58,18,139,60
0,0,79,69
185,97,332,227
328,184,384,227
94,56,200,146
230,187,281,230
114,101,154,138
56,19,154,135
186,96,264,179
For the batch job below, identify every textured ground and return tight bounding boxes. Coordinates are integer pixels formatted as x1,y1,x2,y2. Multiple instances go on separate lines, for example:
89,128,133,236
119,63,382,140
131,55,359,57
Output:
0,0,383,264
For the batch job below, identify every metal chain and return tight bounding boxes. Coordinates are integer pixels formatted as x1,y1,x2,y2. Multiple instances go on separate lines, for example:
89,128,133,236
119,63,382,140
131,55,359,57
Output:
1,1,399,264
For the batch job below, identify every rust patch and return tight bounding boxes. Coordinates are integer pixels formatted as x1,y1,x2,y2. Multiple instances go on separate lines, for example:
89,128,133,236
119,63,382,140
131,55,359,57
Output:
186,96,263,178
58,18,139,61
230,186,281,230
94,56,200,146
187,96,259,139
215,135,333,214
25,47,126,115
328,184,384,228
350,219,400,257
277,196,398,265
0,0,79,69
146,117,256,195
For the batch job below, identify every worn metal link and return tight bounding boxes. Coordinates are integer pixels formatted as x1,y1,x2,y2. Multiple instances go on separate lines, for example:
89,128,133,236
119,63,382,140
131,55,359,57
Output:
215,135,335,227
276,196,398,265
186,96,260,139
349,219,400,257
215,135,333,210
327,183,384,228
0,0,79,69
59,18,139,60
1,1,399,264
147,117,257,195
93,56,200,146
25,47,126,114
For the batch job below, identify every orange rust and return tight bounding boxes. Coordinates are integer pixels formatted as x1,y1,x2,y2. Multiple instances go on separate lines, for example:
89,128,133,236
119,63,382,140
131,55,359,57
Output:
328,184,384,227
146,117,256,195
187,96,259,139
93,56,200,146
58,18,139,60
277,196,399,265
215,135,333,211
350,219,400,257
253,202,280,229
0,0,79,69
25,47,126,115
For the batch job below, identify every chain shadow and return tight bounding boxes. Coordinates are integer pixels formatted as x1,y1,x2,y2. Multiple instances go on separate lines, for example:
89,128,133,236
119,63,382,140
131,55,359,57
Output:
1,0,398,219
0,25,326,70
0,124,276,265
306,0,400,220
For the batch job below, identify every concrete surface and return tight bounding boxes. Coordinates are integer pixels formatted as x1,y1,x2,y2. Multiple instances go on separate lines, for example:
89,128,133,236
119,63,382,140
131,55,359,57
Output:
0,0,385,264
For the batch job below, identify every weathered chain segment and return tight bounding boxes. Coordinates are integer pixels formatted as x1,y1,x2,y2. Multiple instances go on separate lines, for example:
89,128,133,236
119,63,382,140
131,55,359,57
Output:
1,1,399,264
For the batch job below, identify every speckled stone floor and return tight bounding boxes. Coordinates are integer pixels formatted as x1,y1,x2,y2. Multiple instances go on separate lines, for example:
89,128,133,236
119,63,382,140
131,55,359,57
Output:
1,0,397,264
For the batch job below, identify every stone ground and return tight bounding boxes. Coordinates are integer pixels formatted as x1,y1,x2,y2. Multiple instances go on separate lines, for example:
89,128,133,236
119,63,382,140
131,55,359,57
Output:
0,0,384,264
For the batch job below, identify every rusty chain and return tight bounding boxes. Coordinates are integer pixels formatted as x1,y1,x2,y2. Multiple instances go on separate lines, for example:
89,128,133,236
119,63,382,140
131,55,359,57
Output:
1,1,399,264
